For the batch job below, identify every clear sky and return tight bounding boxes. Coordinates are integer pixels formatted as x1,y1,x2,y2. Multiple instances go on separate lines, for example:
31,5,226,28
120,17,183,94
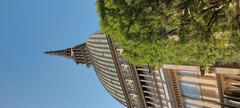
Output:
0,0,124,108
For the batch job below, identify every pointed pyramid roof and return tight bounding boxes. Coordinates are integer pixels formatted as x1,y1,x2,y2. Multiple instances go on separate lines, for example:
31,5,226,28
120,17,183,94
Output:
45,48,73,59
45,43,92,67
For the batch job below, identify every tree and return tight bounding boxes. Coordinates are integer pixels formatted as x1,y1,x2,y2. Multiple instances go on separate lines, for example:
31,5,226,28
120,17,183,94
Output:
96,0,240,72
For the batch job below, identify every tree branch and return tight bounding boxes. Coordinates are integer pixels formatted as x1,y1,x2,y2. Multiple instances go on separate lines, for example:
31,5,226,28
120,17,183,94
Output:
236,14,240,27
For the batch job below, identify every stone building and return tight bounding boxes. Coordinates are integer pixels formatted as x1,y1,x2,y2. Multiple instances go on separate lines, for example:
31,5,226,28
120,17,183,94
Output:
46,32,240,108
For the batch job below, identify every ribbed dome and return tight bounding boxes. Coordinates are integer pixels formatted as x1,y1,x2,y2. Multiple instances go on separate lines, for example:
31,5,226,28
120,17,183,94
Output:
86,33,127,105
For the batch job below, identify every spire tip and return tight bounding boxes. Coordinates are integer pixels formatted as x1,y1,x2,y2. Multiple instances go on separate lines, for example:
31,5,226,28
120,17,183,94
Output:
44,51,51,54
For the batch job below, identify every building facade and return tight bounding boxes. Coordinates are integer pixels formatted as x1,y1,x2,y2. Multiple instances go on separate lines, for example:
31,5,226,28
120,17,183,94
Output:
46,32,240,108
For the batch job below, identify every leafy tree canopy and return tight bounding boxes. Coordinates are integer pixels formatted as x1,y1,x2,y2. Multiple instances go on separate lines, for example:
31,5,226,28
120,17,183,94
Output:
97,0,240,70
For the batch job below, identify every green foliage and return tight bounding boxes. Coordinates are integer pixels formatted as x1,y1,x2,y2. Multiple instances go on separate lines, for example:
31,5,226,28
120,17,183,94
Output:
96,0,240,69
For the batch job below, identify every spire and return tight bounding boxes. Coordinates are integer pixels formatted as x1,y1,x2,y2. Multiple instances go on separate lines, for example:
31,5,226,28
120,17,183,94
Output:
45,43,92,67
45,48,73,59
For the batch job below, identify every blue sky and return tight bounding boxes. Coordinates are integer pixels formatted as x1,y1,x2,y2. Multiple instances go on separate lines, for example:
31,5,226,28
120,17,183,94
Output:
0,0,124,108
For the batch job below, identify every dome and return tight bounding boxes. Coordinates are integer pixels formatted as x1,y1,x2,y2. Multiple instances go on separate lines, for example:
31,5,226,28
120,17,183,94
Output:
86,33,127,105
